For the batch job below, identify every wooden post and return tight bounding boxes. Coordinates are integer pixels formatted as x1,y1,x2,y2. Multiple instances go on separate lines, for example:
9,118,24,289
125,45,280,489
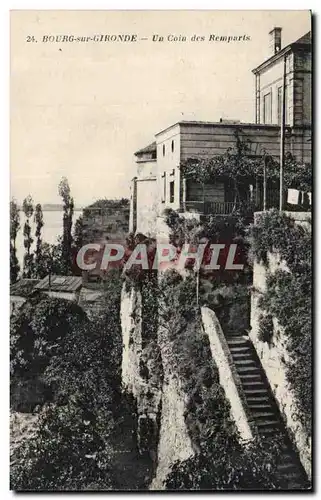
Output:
255,175,260,208
182,177,187,212
280,56,287,211
202,182,205,213
263,156,267,211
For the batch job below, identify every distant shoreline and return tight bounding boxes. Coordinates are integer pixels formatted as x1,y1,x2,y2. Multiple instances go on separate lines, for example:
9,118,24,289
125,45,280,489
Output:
18,205,83,212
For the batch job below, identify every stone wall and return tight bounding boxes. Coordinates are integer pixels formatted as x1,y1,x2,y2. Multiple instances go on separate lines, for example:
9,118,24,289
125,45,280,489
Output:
201,307,254,441
136,178,158,237
120,284,194,490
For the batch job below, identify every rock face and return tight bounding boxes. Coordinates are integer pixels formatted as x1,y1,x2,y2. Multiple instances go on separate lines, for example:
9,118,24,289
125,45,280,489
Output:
120,285,163,479
150,373,194,490
120,284,193,490
121,286,142,396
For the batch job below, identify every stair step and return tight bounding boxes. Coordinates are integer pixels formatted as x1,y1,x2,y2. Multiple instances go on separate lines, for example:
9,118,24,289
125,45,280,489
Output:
257,427,280,434
247,403,272,409
277,462,299,472
231,352,252,359
252,411,276,419
239,373,262,380
228,346,251,353
242,381,265,387
225,334,308,489
246,395,270,403
244,388,269,395
256,419,279,426
286,482,309,490
236,366,261,373
227,338,249,346
234,359,256,365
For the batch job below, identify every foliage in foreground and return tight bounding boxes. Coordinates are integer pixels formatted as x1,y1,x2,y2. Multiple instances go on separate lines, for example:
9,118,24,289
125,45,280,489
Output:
165,436,285,490
10,271,152,491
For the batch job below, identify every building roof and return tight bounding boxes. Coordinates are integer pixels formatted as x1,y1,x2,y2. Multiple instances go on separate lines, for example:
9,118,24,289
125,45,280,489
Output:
154,120,287,137
252,31,311,74
134,141,156,156
10,279,40,298
35,275,83,293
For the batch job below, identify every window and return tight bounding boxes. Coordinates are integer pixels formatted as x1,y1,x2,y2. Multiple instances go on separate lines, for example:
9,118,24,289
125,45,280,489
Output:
162,144,165,156
278,85,288,125
162,172,166,202
171,140,174,152
263,92,272,124
169,181,175,203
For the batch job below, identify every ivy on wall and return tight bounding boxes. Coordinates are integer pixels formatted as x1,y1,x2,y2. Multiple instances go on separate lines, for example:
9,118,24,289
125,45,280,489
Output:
158,269,239,450
250,209,312,434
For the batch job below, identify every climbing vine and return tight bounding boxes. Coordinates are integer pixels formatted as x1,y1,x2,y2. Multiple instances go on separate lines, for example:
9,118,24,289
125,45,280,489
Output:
179,131,311,198
250,209,312,434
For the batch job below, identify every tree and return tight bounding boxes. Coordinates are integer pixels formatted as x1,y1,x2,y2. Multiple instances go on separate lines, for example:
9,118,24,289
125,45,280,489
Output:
10,295,89,412
33,204,44,278
73,215,83,252
10,296,89,381
58,177,74,275
10,199,20,283
22,195,34,278
10,271,151,491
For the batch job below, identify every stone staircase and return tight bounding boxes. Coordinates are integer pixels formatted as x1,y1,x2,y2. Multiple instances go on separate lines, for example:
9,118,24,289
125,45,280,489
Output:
226,334,309,490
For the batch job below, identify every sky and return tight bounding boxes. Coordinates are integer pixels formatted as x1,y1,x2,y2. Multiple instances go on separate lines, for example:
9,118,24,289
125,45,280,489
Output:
10,10,311,206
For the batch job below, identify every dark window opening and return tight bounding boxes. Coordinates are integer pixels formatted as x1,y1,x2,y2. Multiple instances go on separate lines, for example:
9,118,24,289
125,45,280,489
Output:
162,172,166,202
277,85,289,125
171,140,174,152
162,144,165,156
263,92,272,124
170,181,175,203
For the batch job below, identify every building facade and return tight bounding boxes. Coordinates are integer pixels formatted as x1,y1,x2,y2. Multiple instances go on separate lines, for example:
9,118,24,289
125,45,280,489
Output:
129,28,311,238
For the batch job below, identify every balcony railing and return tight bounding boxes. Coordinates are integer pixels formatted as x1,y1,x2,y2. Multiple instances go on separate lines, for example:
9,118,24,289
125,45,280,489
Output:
184,200,243,215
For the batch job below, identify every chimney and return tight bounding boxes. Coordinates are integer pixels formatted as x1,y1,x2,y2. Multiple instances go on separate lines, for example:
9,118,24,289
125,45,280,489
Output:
269,27,282,56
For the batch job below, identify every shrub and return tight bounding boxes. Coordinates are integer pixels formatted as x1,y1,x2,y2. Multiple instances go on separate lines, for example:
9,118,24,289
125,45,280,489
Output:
165,436,285,490
258,314,274,345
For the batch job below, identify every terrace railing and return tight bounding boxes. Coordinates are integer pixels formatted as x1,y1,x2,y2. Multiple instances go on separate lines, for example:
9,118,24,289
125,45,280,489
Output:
184,200,242,215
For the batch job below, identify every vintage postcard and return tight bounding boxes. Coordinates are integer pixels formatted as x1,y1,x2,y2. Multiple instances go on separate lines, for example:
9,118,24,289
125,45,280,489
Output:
10,10,312,491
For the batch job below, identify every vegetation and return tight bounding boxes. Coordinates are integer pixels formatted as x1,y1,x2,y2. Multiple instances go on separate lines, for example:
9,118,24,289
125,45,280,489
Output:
10,270,151,491
250,209,312,434
258,314,274,345
83,198,129,212
10,296,89,410
58,177,74,275
33,203,47,279
165,436,284,490
10,199,21,283
155,269,286,490
158,270,238,447
22,195,34,278
179,132,311,208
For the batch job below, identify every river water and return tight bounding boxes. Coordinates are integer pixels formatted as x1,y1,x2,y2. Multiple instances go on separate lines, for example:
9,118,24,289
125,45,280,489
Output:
15,210,83,271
